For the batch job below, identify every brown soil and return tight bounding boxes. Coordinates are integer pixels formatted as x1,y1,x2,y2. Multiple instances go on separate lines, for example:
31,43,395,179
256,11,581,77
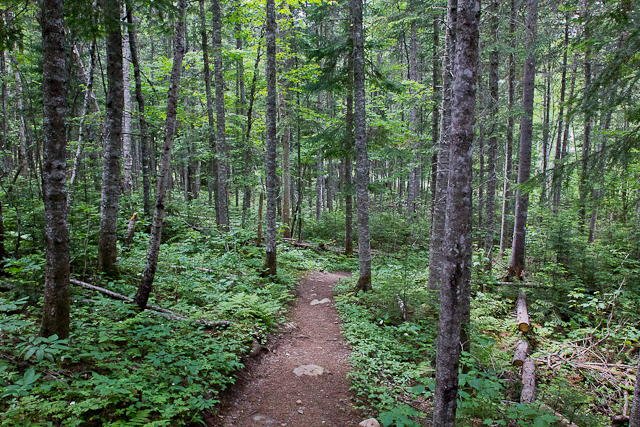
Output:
213,271,362,427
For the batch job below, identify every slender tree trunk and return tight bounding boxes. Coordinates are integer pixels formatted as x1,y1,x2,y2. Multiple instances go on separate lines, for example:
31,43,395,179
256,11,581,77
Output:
122,3,133,193
345,68,354,256
134,0,186,308
351,0,371,292
509,0,538,279
629,357,640,427
213,0,229,230
264,0,278,276
68,41,97,207
430,15,441,224
428,0,456,290
242,43,262,225
499,0,517,258
12,60,28,176
552,15,569,211
316,155,323,222
98,0,124,277
484,0,499,269
407,21,418,216
540,62,550,203
41,0,70,339
432,0,480,424
327,159,334,212
579,0,591,234
128,3,150,216
257,190,264,246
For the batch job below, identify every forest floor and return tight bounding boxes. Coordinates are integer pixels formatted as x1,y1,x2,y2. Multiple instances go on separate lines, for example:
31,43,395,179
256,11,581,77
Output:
213,270,363,427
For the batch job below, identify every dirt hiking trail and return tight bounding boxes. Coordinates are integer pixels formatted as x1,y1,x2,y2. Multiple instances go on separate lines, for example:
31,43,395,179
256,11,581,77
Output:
214,271,362,427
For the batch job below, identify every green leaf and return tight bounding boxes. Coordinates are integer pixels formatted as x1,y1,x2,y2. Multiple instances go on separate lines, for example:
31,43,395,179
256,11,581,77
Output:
36,348,44,362
410,385,425,394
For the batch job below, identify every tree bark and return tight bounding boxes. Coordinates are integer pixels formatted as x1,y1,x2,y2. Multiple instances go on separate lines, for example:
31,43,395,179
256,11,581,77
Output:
407,21,418,216
428,0,456,290
579,0,592,234
516,291,530,332
351,0,371,292
345,82,354,256
199,0,218,217
499,0,517,258
629,357,640,427
41,0,70,339
430,15,441,224
509,0,538,279
134,0,186,309
128,3,150,216
432,0,480,424
512,340,529,367
68,40,97,207
316,155,323,222
520,359,536,403
484,0,499,269
264,0,278,276
552,15,569,211
98,0,124,277
122,3,133,193
0,48,7,171
212,0,229,231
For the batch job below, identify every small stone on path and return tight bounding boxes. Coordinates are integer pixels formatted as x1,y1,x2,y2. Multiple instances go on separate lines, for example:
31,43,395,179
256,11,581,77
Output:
293,364,324,376
310,298,331,306
359,419,380,427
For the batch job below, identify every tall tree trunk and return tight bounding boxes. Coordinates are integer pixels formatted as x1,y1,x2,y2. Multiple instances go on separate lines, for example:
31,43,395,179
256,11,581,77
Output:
509,0,538,279
345,65,354,256
428,0,456,290
134,0,186,308
41,0,70,339
484,0,499,269
264,0,278,276
0,47,7,172
630,357,640,427
540,61,550,204
327,159,334,212
213,0,229,230
242,43,262,225
499,0,517,258
12,60,28,176
98,0,124,277
122,3,133,193
316,155,323,222
281,93,291,238
552,15,569,211
430,14,441,224
432,0,480,424
407,21,418,216
199,0,218,215
68,41,97,207
128,3,150,216
351,0,371,292
579,0,591,234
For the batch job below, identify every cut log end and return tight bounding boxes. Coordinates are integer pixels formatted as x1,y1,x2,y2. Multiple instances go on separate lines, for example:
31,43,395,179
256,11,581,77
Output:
516,291,531,333
512,340,529,367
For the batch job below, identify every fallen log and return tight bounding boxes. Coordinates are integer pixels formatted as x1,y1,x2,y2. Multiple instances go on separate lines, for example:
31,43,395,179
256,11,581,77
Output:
516,291,530,332
70,278,229,328
520,358,536,403
512,340,529,367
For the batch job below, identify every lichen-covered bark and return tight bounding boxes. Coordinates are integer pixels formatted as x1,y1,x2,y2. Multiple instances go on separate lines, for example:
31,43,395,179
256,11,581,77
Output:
122,3,133,193
213,0,229,231
407,21,418,216
351,0,371,292
98,0,124,277
510,0,538,278
630,357,640,427
428,0,456,290
429,15,440,223
432,0,480,424
345,86,354,256
134,0,186,309
264,0,278,276
41,0,70,339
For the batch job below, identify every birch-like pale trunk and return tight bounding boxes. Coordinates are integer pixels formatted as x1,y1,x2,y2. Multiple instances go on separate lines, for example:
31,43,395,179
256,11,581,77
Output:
97,0,124,277
134,0,186,309
510,0,538,279
432,0,480,423
428,0,456,290
41,0,70,339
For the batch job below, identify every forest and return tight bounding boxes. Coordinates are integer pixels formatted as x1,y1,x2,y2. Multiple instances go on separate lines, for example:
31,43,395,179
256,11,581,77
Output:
0,0,639,425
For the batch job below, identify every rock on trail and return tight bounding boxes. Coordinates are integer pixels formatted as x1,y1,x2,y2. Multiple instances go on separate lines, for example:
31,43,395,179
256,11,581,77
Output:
214,271,361,427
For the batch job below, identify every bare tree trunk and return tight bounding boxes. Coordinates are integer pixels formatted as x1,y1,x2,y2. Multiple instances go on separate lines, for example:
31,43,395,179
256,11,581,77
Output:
327,159,334,212
242,43,262,225
345,72,354,256
316,155,323,222
68,41,97,207
407,21,418,216
540,62,550,204
122,3,133,193
579,0,591,234
281,102,291,238
351,0,371,292
428,0,456,290
97,0,124,277
552,15,569,211
499,0,517,258
12,60,28,176
264,0,278,276
484,0,499,269
41,0,70,339
199,0,218,216
213,0,229,231
510,0,538,279
257,191,264,246
629,357,640,427
134,0,186,309
0,48,7,172
429,15,441,223
128,3,150,216
432,0,480,424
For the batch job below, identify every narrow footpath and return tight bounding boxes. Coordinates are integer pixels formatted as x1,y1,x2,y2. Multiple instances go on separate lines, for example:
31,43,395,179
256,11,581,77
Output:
215,271,362,427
